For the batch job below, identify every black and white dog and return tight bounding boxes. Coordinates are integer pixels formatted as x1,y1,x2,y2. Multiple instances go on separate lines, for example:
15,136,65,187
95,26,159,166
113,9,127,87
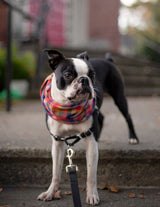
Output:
38,50,139,205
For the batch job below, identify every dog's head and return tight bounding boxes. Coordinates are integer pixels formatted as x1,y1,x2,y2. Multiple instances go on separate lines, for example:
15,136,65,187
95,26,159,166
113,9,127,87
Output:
45,50,95,103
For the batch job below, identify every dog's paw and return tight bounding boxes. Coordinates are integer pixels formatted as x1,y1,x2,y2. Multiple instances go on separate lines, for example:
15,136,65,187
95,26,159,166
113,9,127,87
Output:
86,189,100,205
37,191,54,201
129,138,139,145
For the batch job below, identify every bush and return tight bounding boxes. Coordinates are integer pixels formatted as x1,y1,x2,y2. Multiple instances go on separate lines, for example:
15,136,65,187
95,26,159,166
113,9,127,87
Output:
0,48,6,91
140,44,160,63
0,44,36,91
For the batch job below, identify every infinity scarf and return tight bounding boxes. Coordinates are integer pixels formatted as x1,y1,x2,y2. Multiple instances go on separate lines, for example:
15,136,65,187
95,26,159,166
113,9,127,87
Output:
40,73,96,124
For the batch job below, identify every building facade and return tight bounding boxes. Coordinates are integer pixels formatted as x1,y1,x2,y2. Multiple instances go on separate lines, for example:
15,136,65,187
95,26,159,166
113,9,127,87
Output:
0,0,120,52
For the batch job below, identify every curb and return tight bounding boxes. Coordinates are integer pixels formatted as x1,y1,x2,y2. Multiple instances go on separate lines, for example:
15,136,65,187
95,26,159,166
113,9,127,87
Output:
1,147,160,187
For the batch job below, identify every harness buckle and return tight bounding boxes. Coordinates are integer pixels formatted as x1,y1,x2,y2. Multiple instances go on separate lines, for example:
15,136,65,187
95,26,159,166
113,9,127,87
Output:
66,148,78,173
77,134,83,139
53,135,65,141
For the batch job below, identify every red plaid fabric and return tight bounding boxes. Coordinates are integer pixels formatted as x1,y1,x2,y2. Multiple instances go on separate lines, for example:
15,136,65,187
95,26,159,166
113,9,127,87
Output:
40,73,96,124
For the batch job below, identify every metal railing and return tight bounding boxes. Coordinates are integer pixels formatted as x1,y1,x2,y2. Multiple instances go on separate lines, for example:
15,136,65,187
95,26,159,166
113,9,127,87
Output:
1,0,49,111
2,0,35,111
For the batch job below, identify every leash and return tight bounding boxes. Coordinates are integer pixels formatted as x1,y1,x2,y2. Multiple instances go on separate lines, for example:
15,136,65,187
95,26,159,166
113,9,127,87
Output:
66,148,82,207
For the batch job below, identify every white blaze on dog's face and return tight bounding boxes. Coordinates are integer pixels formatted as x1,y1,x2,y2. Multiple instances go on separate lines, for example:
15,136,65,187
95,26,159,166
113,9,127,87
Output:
45,50,95,103
64,58,95,102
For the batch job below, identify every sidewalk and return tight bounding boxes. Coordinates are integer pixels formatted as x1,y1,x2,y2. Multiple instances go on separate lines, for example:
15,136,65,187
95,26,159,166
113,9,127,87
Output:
0,97,160,187
0,97,160,151
1,185,160,207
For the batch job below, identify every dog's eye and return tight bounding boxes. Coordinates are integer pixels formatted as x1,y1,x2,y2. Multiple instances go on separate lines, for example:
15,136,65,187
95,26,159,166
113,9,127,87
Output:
64,72,73,80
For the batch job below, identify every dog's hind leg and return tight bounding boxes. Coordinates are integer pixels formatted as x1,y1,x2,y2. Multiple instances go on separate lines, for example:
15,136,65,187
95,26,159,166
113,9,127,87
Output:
113,93,139,144
109,88,139,144
37,139,65,201
107,67,139,144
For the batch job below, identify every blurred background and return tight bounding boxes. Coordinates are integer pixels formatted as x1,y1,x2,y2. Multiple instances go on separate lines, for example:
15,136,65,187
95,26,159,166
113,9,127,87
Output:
0,0,160,105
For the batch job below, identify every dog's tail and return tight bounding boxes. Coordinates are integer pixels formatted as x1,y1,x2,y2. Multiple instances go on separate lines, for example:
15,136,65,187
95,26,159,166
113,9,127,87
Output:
105,53,114,62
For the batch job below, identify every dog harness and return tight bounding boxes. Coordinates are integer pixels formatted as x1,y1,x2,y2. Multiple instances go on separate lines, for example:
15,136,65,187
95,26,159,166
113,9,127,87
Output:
40,73,96,125
49,125,94,147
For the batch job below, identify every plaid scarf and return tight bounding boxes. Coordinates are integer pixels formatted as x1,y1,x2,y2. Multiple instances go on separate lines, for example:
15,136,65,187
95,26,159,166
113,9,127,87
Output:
40,73,96,124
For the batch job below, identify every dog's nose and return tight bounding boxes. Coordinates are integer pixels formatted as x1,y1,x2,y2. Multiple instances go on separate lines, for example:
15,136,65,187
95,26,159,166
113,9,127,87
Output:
78,77,89,86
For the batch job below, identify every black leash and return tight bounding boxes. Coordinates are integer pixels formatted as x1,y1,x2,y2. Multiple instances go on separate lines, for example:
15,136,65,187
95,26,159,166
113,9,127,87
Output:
66,148,82,207
68,169,82,207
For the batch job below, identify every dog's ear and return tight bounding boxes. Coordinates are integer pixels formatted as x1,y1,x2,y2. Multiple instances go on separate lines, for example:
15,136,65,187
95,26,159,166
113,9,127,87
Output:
44,49,65,70
76,51,89,61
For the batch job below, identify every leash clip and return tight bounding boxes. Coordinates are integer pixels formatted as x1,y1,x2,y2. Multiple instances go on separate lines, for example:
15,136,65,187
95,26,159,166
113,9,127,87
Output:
66,148,78,173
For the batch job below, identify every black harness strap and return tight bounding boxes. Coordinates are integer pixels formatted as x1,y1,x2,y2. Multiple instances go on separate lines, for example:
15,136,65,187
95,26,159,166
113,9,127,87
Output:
49,127,94,147
68,169,82,207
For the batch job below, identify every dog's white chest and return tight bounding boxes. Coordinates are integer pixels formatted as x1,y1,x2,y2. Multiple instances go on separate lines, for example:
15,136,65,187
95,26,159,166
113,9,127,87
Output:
47,116,92,138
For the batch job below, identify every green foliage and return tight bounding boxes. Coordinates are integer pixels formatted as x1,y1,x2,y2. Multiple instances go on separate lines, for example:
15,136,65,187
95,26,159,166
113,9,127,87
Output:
128,0,160,62
137,37,160,62
0,44,36,91
0,48,6,91
13,51,36,79
140,44,160,62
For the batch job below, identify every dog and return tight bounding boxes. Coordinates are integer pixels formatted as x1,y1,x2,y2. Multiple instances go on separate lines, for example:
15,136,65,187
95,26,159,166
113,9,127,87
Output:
38,50,139,205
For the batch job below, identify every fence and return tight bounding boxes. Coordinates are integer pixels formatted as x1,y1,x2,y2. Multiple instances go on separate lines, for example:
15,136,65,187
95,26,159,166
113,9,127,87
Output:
1,0,35,111
1,0,49,111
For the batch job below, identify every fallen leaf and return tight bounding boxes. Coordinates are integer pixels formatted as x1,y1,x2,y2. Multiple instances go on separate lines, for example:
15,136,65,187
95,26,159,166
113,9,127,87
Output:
17,185,24,189
99,185,119,193
109,186,119,193
139,194,144,199
99,185,109,190
64,191,72,195
0,188,3,193
128,192,136,198
81,188,85,192
0,206,10,207
54,190,62,199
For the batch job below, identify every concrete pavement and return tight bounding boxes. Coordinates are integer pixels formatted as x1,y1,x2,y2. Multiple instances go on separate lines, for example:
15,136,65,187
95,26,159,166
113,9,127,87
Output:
0,97,160,151
1,185,160,207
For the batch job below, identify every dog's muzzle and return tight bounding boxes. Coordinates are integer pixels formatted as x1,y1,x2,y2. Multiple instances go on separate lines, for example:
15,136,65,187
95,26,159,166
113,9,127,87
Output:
78,77,89,85
77,77,92,96
68,76,93,101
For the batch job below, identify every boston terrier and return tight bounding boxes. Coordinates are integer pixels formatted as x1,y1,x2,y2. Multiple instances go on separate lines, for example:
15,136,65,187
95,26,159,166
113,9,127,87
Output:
38,50,139,205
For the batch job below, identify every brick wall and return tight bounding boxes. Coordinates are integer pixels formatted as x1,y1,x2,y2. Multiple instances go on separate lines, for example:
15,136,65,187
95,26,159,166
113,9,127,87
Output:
28,0,66,47
89,0,120,52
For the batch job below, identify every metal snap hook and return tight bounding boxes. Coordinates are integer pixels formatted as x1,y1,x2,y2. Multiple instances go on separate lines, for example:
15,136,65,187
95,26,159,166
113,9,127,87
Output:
66,148,78,173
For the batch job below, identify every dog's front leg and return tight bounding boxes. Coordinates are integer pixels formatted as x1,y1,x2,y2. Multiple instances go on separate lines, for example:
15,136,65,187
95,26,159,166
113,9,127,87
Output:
86,135,100,205
37,139,65,201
